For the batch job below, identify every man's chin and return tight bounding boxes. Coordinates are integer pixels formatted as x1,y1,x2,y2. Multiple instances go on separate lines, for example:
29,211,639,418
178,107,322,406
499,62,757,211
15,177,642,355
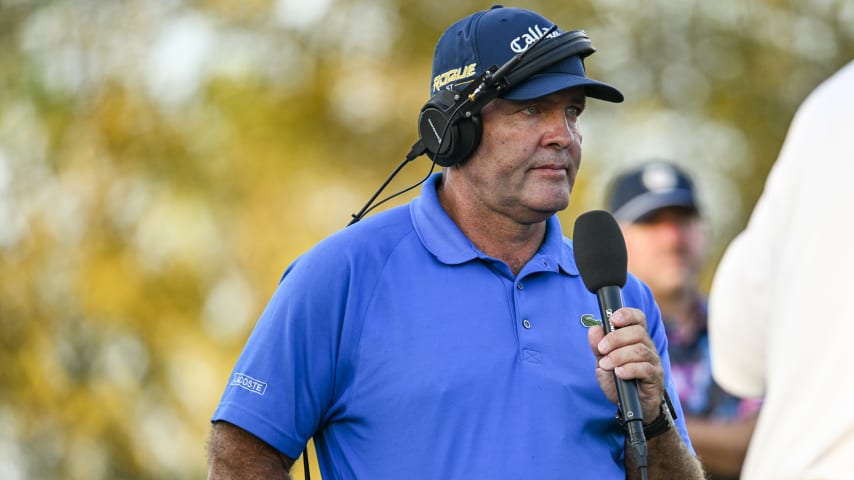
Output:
533,197,569,212
525,202,569,222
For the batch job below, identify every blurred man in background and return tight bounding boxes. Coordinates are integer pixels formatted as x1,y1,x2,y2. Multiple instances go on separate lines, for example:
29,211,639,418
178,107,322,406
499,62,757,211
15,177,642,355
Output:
608,161,761,479
709,60,854,479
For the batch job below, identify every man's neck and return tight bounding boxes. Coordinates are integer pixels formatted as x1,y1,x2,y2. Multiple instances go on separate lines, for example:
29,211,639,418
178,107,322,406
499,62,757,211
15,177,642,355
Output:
463,217,546,276
437,177,547,276
655,288,701,330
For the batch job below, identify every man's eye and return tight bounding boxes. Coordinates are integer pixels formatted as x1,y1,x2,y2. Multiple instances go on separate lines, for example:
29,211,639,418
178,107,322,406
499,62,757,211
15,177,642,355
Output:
567,106,582,117
522,105,539,115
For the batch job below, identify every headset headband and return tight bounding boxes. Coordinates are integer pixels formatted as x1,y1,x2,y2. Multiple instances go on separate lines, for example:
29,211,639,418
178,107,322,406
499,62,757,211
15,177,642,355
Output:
502,30,595,89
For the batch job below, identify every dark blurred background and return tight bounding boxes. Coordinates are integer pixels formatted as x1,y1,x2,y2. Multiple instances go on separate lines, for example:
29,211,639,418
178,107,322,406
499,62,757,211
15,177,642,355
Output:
1,0,851,478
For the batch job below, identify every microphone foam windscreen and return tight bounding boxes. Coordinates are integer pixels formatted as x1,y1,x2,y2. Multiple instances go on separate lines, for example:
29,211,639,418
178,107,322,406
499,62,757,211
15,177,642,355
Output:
573,210,628,292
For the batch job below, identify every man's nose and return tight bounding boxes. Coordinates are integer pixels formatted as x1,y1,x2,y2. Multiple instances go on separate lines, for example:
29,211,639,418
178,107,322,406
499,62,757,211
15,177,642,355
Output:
542,110,579,149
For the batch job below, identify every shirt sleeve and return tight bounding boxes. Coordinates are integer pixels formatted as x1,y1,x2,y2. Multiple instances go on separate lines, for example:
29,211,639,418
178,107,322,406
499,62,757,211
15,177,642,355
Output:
211,245,362,459
708,116,798,398
708,231,770,398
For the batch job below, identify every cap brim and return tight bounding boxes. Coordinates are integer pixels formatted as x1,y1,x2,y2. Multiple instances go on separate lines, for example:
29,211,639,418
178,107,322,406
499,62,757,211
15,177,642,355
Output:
613,190,697,223
502,72,624,103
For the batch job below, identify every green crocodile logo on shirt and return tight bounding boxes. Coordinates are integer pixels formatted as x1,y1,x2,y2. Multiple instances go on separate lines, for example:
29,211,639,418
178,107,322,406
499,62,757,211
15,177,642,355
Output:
580,314,602,327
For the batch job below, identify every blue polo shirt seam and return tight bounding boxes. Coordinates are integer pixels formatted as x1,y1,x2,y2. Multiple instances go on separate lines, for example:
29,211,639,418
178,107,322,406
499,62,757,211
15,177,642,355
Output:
340,226,424,419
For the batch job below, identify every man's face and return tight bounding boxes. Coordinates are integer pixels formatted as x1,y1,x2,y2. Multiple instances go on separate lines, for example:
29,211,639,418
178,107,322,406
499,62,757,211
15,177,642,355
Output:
452,87,585,225
621,207,709,298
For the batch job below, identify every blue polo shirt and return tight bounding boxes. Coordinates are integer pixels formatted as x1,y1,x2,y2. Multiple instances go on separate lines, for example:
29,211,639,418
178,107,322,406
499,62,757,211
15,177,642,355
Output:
212,172,692,479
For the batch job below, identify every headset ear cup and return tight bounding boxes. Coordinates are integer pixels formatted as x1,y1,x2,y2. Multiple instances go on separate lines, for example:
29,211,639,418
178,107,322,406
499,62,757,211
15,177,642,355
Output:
418,90,482,167
450,114,481,167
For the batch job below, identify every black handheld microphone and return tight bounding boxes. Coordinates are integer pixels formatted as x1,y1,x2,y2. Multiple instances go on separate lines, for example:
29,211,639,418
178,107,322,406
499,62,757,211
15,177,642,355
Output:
573,210,648,475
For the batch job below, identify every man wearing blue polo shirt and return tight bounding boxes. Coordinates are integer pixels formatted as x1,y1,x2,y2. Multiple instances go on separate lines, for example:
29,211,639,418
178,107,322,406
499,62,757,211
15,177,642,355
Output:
208,6,705,479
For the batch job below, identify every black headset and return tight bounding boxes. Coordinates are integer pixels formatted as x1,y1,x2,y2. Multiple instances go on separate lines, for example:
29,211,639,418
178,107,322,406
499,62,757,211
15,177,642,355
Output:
348,28,598,225
417,29,597,167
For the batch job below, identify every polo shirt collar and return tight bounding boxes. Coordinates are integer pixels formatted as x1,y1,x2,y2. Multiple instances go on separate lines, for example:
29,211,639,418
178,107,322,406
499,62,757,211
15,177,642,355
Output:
410,172,579,276
410,173,476,265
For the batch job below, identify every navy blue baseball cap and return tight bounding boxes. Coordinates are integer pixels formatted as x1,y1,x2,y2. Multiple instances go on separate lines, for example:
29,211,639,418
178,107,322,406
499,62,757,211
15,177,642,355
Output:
430,5,623,102
608,161,700,223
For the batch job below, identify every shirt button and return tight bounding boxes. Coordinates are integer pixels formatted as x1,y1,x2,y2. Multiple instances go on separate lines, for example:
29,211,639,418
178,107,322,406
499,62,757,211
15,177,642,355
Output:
522,319,531,329
516,282,523,290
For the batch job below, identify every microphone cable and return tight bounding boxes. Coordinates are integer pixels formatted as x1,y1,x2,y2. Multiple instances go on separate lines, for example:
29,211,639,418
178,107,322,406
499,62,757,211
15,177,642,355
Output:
346,144,436,226
347,95,474,226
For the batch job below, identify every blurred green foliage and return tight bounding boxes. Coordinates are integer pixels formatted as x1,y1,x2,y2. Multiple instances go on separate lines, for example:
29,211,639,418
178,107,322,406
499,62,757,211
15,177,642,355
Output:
0,0,851,478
